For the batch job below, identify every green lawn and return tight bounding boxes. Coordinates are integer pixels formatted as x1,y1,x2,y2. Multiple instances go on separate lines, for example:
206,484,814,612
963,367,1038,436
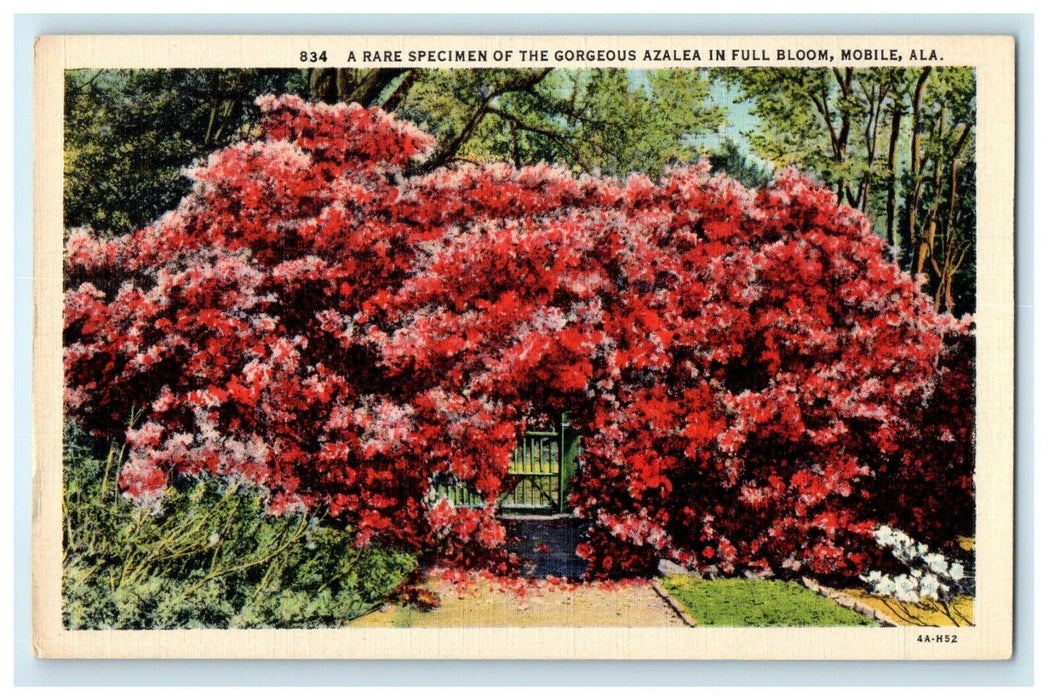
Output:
661,575,877,627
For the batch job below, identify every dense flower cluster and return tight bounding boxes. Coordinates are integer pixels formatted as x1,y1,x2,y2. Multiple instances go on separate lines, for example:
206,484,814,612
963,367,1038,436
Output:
860,526,967,604
65,95,975,579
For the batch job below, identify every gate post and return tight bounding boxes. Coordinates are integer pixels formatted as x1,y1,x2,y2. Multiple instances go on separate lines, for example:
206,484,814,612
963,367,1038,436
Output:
558,415,565,514
559,412,579,514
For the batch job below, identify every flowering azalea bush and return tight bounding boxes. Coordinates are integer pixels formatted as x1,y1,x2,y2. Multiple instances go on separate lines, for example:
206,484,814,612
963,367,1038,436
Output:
566,170,976,580
65,95,974,580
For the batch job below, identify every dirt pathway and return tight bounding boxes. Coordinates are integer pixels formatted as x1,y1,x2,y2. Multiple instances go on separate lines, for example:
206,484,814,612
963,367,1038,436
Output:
350,575,687,628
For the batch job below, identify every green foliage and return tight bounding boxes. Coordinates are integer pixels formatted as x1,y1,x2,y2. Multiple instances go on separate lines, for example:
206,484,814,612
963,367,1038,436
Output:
717,67,919,211
661,575,877,627
707,137,773,189
64,69,309,233
396,68,723,177
717,66,976,314
897,68,977,312
62,422,416,629
567,69,721,178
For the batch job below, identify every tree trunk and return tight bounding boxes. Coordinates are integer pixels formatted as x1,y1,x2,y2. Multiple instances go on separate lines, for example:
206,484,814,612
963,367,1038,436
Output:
309,68,408,106
414,69,552,173
309,68,338,103
916,107,946,284
907,67,932,273
885,107,902,248
938,150,964,313
380,70,418,112
347,69,406,106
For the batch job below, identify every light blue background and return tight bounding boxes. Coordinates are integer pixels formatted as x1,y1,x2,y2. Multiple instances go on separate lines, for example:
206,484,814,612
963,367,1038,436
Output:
12,13,1034,686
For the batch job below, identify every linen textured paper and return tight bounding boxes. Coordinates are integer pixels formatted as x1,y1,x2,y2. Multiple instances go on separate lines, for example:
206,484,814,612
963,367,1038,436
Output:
33,34,1014,659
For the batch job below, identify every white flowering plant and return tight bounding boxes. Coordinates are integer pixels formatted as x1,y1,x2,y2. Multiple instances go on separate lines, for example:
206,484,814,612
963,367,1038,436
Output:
859,525,972,626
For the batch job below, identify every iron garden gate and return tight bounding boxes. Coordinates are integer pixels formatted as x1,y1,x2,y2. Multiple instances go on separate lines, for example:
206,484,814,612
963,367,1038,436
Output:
431,415,579,515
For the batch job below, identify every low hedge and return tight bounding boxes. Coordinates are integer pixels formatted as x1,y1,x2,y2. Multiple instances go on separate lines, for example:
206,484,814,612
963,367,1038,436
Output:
62,422,416,629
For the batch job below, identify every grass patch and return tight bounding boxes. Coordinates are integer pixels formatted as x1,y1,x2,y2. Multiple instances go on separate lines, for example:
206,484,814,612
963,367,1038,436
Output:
661,575,877,627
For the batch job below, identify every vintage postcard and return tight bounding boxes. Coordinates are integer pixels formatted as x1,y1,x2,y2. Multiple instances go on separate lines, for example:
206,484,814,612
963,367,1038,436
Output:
33,34,1015,659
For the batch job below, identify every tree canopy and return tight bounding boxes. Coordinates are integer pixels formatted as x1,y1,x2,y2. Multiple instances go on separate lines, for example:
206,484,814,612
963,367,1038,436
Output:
64,69,307,233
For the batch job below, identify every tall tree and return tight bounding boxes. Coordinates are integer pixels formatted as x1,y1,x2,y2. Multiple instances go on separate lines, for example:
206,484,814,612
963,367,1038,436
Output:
901,68,976,313
310,67,724,178
720,67,976,314
64,69,309,233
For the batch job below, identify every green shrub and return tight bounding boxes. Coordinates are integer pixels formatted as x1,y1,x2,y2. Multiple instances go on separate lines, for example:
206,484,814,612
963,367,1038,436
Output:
62,422,417,629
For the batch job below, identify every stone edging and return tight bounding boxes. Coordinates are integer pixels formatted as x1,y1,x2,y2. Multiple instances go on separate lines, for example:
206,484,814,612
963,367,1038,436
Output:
801,577,899,627
651,579,698,628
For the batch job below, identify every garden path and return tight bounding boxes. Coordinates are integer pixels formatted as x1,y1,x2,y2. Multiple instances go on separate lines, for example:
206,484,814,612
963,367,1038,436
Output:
349,575,687,628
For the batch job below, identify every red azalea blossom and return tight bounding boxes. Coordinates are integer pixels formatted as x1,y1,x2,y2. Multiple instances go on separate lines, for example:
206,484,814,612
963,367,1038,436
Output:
65,95,974,582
